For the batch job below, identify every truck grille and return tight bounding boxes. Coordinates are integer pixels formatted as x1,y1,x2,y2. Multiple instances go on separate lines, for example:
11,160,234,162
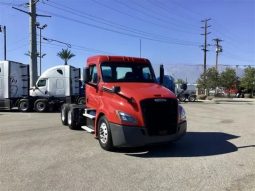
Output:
140,98,178,136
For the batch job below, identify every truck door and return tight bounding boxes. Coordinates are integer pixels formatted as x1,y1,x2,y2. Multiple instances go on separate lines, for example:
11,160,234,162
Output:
86,65,100,109
34,78,49,97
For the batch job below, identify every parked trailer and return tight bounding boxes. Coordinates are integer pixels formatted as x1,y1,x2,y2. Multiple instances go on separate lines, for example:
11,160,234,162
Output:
0,61,85,111
61,55,187,150
0,60,29,111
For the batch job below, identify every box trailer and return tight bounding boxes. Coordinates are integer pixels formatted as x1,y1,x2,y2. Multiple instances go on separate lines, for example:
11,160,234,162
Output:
0,60,29,110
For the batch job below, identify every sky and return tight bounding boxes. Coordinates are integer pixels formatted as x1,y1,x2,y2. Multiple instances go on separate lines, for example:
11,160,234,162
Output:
0,0,254,77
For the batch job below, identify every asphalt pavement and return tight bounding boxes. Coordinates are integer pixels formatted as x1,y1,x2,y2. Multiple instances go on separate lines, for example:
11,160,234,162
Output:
0,101,255,191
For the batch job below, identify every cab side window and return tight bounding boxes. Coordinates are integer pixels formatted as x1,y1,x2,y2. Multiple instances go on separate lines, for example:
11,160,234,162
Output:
37,79,46,87
90,65,98,84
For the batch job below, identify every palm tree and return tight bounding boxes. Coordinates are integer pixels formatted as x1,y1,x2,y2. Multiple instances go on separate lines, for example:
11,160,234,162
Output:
57,49,75,65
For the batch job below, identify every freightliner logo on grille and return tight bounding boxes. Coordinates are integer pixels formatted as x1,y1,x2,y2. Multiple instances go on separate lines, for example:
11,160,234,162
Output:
154,98,167,102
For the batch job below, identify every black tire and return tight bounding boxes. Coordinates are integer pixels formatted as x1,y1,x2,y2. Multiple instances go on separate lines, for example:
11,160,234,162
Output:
77,97,85,105
98,116,113,151
18,99,30,112
34,99,48,112
188,95,196,102
67,107,81,130
61,104,69,126
179,95,186,102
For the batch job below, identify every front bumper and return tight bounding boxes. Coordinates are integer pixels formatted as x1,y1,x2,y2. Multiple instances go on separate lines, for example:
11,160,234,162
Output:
109,121,187,147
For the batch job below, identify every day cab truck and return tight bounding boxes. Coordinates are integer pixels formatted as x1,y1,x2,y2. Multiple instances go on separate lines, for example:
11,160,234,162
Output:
61,55,187,150
0,60,84,112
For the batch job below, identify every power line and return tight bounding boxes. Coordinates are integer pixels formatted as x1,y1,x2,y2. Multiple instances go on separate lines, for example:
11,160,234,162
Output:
42,41,114,54
115,0,198,34
38,8,199,47
44,1,198,44
147,0,200,29
91,0,198,35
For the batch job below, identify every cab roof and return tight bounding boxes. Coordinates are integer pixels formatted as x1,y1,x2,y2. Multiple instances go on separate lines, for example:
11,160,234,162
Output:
87,55,150,66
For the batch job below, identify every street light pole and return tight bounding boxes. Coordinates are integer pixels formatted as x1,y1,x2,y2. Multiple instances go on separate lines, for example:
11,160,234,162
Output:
43,37,71,48
36,23,47,75
0,25,7,60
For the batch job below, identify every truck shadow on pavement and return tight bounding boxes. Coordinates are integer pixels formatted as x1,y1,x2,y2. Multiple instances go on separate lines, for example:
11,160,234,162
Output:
122,132,250,158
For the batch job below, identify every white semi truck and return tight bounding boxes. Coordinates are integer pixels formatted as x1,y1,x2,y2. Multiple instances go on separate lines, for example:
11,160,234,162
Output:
0,60,84,112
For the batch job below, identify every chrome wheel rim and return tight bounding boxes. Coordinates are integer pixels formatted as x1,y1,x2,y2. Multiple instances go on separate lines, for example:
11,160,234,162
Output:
99,122,108,144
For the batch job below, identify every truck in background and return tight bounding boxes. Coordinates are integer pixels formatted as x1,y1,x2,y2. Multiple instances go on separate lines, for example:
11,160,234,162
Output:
158,75,197,102
0,61,29,110
0,60,85,112
61,55,187,150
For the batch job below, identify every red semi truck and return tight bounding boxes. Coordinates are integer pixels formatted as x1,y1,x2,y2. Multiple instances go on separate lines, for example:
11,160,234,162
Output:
60,55,187,150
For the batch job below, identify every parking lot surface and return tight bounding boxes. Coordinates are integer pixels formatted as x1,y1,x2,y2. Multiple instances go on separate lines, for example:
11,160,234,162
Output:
0,102,255,191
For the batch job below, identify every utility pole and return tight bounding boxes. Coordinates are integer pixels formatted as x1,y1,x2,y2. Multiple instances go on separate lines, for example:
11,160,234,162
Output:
36,23,47,75
30,0,37,86
12,0,50,87
0,25,6,60
201,18,211,95
213,38,223,71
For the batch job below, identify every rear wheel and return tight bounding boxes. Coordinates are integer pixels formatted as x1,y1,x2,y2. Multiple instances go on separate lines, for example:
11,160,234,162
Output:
188,95,196,102
34,99,48,112
178,95,186,102
77,97,85,105
18,99,30,112
98,116,113,151
61,104,69,125
67,107,81,130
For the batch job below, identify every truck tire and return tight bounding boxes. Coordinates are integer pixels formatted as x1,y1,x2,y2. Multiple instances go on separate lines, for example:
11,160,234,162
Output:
67,107,81,130
18,99,30,112
98,116,113,151
77,97,85,105
34,99,48,112
61,104,69,125
188,95,196,102
178,95,186,102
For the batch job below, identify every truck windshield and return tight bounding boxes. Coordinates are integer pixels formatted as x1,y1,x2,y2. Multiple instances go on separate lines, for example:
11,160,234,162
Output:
101,62,156,83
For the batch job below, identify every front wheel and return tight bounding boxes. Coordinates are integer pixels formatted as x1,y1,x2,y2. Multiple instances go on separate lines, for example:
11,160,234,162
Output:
98,116,113,151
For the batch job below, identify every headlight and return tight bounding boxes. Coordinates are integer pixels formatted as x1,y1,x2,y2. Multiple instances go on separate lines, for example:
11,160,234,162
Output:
178,105,186,122
117,111,138,125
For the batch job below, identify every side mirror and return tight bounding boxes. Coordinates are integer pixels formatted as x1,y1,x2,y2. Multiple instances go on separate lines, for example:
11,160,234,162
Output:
159,64,164,85
181,83,187,91
83,67,90,83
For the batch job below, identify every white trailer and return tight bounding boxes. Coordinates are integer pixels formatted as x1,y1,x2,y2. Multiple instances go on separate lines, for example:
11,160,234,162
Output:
0,60,29,110
0,61,84,112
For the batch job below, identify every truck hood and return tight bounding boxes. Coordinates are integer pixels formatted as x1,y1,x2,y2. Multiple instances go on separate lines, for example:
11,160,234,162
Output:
103,82,176,102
